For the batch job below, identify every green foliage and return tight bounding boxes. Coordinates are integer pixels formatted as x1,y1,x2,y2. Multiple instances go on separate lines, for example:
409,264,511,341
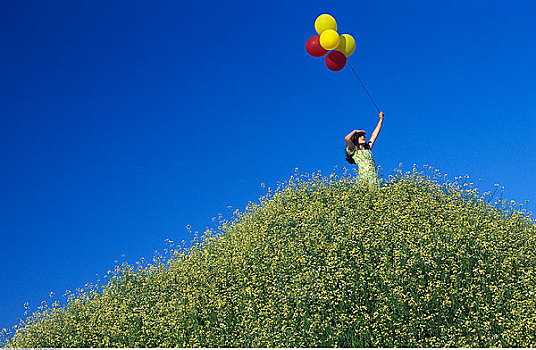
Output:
3,167,536,347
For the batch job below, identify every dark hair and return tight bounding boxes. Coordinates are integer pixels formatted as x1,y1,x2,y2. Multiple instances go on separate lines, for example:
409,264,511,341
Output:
345,149,356,164
345,135,370,164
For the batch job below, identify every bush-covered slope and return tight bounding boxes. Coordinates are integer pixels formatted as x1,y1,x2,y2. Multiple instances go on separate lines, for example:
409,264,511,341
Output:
4,169,536,347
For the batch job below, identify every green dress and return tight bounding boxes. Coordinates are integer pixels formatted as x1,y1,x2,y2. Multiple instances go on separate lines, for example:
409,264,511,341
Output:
347,144,380,187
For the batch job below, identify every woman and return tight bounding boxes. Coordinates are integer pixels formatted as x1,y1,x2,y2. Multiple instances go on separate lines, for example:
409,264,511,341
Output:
345,111,384,187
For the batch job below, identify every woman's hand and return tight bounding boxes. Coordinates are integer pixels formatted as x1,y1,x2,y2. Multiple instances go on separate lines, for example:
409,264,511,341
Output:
379,111,384,120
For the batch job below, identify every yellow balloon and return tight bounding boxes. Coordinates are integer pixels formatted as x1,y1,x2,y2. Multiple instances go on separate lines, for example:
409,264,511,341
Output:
319,29,340,50
336,34,356,57
315,14,337,34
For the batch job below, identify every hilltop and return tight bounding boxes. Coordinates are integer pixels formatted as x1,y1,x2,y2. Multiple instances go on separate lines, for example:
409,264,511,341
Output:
3,168,536,347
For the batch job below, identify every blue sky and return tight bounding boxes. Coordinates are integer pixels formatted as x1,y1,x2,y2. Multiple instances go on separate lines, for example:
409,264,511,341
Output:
1,0,535,331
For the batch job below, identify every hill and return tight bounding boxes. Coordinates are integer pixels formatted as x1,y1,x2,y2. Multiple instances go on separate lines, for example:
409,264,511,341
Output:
3,168,536,347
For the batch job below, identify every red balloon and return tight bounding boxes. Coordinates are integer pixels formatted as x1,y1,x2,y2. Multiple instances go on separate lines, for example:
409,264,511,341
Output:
306,35,328,57
325,50,347,71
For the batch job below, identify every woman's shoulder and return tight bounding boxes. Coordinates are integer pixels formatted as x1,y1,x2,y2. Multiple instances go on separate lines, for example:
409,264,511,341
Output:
347,146,371,153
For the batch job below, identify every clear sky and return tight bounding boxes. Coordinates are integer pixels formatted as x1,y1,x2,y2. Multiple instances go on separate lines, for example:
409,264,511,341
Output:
1,0,535,332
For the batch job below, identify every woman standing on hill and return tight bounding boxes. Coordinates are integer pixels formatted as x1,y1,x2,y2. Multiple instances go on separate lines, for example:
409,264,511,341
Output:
345,111,384,187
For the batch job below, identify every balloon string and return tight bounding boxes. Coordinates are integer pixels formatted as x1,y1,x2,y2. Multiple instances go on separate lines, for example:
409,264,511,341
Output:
348,62,381,113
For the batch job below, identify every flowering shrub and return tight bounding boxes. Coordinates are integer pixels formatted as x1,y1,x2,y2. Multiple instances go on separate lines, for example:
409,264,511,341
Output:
3,168,536,347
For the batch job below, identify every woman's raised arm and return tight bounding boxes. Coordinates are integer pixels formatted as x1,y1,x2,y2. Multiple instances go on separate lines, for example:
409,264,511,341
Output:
368,112,384,149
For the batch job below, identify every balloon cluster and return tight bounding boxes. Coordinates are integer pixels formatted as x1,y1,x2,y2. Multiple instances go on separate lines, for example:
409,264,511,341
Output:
305,14,356,71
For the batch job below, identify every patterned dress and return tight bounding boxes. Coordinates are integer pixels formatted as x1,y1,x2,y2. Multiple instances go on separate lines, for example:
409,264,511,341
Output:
347,143,380,188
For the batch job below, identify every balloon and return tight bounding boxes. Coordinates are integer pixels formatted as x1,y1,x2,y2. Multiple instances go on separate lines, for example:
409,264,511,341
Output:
305,35,328,57
336,34,356,57
315,14,337,34
319,29,340,50
325,51,347,71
